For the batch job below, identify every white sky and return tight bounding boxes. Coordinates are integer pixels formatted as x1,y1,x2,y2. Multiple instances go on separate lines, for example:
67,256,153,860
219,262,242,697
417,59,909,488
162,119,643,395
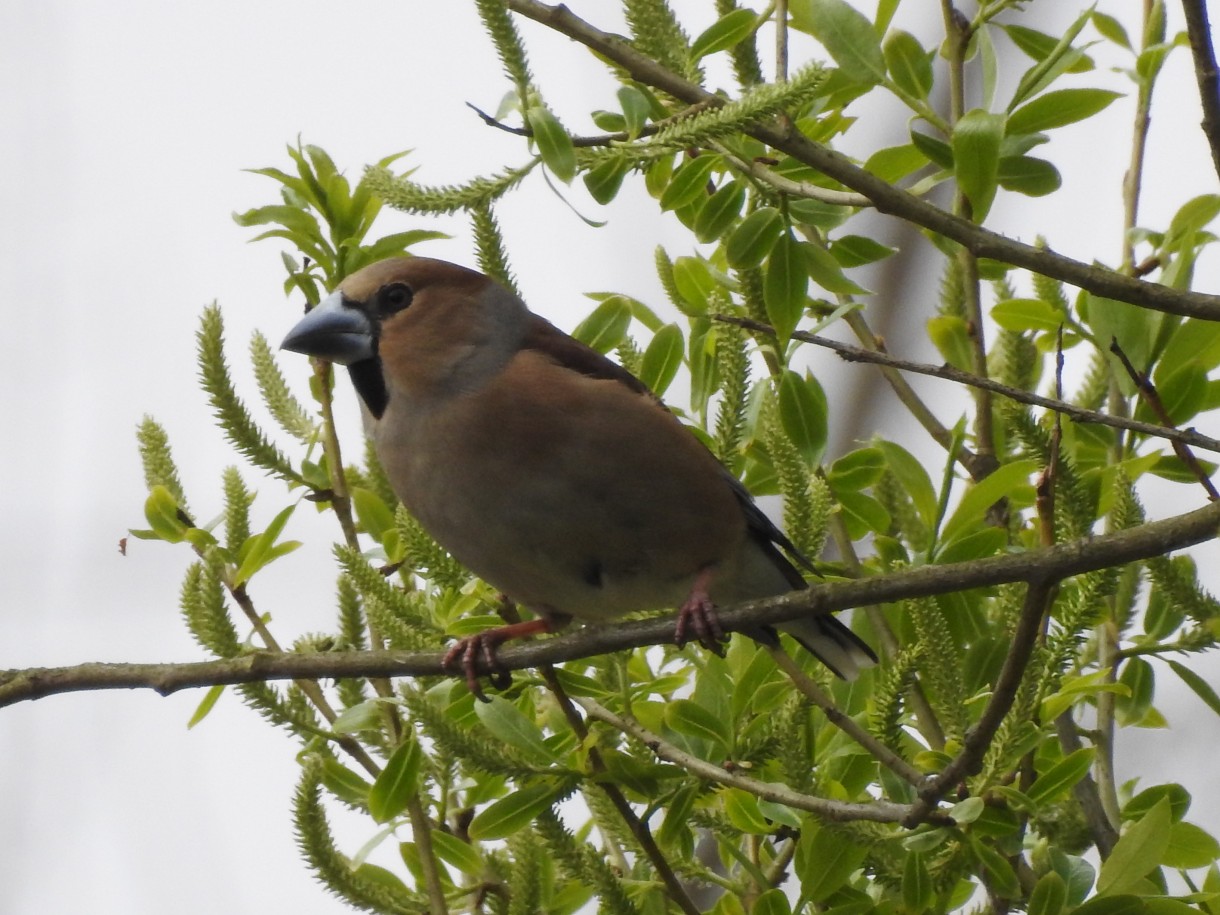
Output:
1,2,1218,912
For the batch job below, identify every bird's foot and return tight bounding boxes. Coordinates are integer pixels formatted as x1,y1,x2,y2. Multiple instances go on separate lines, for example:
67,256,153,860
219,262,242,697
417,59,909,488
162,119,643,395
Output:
441,618,552,702
674,570,726,653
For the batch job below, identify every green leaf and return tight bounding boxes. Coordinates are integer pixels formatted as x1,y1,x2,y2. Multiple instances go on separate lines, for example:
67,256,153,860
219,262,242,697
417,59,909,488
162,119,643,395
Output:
972,836,1020,898
584,157,629,204
952,109,1006,221
429,830,483,876
1072,897,1146,915
572,295,631,353
934,527,1007,563
765,232,809,342
666,699,731,754
639,324,685,395
1098,798,1173,895
695,180,747,243
803,241,868,294
1092,11,1131,49
722,788,773,834
884,29,934,99
902,850,934,912
1008,89,1122,135
1027,748,1096,807
790,0,886,87
351,487,396,543
144,485,188,543
1163,821,1220,869
726,207,785,268
235,504,299,585
863,148,927,189
187,684,225,729
910,129,954,169
1028,872,1068,915
474,696,559,765
869,442,934,530
672,256,718,315
827,447,885,491
926,315,974,371
835,490,892,538
1115,657,1155,726
795,820,868,902
752,889,792,915
320,757,373,807
617,85,652,139
468,781,566,840
525,106,576,183
691,8,758,61
1164,194,1220,251
828,234,896,267
992,297,1066,332
940,459,1038,544
1166,660,1220,716
997,156,1062,196
332,699,383,734
660,154,720,211
1086,292,1162,396
369,736,424,823
778,370,828,467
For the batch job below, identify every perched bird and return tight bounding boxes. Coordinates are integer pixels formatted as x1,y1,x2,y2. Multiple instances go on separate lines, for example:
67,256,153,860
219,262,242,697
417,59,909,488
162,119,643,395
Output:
282,256,876,694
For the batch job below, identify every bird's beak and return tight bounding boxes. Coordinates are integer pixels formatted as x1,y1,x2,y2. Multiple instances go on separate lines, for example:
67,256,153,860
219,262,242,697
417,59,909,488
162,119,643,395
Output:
280,291,375,365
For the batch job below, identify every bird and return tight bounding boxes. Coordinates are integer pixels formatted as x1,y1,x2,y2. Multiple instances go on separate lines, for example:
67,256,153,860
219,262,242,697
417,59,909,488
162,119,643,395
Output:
281,256,876,695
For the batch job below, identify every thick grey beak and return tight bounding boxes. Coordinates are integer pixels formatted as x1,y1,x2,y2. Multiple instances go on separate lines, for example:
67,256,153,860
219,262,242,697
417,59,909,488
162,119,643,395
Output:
280,291,375,365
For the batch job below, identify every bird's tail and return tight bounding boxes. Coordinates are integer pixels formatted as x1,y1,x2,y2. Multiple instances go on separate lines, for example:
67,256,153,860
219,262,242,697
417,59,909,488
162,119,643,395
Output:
777,615,878,680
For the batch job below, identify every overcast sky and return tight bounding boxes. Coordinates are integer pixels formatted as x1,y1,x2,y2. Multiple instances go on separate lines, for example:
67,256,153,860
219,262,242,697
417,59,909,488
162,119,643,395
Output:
2,2,1218,912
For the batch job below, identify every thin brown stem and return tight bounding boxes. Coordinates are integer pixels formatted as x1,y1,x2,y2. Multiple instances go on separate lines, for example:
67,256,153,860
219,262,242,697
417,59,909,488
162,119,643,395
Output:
715,314,1220,455
1109,338,1220,499
1054,712,1119,855
539,667,702,915
575,696,939,824
906,578,1058,825
1123,0,1156,272
765,644,928,786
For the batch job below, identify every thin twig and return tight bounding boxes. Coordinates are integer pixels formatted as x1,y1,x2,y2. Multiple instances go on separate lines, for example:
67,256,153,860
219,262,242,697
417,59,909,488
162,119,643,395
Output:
574,696,939,824
716,314,1220,455
502,0,1220,320
5,498,1220,707
764,644,927,786
1054,713,1119,855
1108,338,1220,499
712,143,871,207
906,578,1058,825
539,667,703,915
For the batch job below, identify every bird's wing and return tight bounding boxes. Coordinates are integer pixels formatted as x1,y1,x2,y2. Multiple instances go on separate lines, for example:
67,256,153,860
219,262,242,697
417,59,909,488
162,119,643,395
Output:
522,313,815,585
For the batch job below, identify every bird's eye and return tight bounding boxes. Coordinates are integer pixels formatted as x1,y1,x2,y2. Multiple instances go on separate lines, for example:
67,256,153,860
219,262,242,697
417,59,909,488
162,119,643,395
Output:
379,282,413,315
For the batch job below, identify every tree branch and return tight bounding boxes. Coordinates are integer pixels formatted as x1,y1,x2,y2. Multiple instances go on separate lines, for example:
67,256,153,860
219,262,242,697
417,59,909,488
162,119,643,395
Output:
503,0,1220,321
5,499,1219,708
716,314,1220,455
1181,0,1220,183
574,696,937,824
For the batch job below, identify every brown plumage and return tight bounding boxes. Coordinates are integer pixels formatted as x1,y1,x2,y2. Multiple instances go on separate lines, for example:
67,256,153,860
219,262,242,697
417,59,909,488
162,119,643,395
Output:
282,256,876,694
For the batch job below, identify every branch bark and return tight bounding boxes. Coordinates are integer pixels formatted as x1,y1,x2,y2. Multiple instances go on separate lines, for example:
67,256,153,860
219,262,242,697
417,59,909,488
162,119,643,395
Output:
5,499,1219,708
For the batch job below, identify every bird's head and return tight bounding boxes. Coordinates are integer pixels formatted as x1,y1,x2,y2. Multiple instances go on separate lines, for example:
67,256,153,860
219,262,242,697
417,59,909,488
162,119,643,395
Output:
281,256,529,416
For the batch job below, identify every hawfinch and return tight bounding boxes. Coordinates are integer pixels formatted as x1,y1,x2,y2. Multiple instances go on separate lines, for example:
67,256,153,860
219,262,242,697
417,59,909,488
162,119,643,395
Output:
282,257,876,693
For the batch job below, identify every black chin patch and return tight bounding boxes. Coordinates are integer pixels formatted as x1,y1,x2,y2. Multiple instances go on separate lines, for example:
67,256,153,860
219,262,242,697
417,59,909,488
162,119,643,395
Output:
347,359,388,419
